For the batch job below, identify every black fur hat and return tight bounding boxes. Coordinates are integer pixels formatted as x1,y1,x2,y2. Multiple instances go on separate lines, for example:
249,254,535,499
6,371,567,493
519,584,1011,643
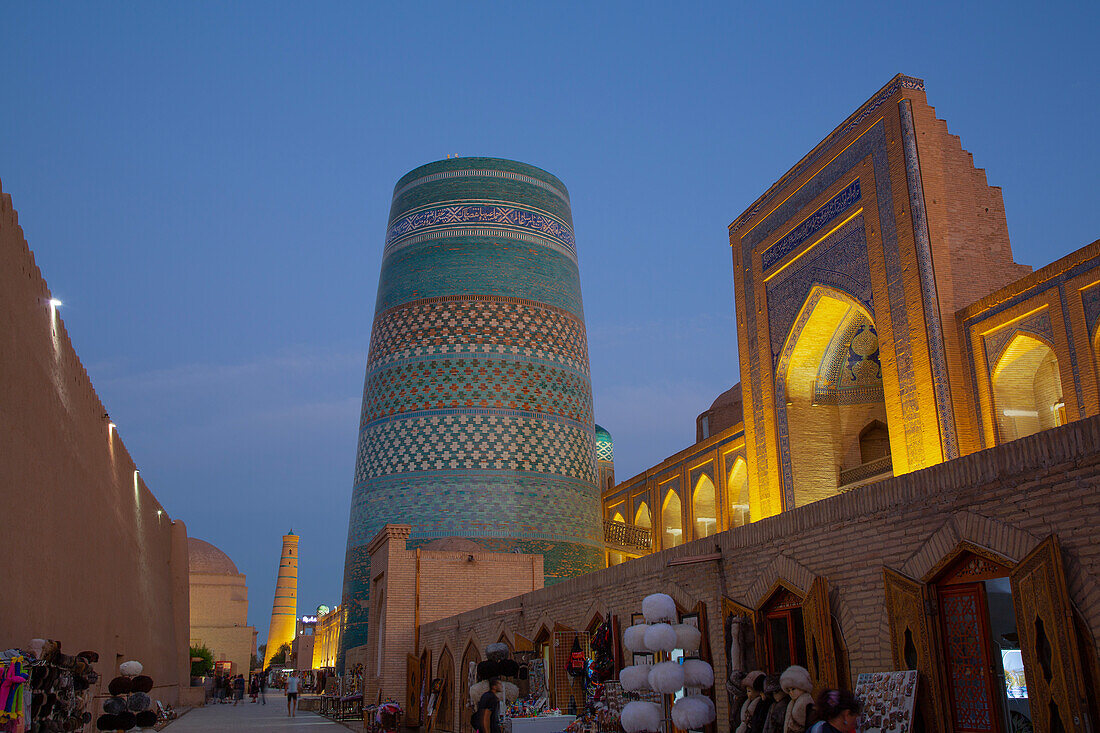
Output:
108,676,133,696
131,675,153,693
135,710,157,727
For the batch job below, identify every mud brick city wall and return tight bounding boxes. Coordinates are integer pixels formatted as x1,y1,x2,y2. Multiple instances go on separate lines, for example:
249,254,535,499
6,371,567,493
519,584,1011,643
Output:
0,182,191,703
419,414,1100,732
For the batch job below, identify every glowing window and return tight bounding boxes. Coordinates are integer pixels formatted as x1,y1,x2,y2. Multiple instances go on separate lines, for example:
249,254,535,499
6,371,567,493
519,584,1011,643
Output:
692,474,717,539
634,502,652,529
992,333,1064,443
662,490,683,548
728,457,750,528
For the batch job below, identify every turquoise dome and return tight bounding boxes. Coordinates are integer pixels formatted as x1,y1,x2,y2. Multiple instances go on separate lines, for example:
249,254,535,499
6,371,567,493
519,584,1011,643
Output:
595,424,613,463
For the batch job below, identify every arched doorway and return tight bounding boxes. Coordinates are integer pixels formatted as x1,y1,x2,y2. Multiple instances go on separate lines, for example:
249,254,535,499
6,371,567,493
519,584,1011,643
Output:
661,489,683,548
728,457,750,528
931,550,1027,732
692,474,717,539
435,648,455,732
777,287,891,506
460,642,479,719
992,333,1064,443
634,502,651,529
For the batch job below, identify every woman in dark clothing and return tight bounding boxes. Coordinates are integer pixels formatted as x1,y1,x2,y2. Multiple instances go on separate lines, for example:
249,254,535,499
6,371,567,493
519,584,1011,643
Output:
808,689,862,733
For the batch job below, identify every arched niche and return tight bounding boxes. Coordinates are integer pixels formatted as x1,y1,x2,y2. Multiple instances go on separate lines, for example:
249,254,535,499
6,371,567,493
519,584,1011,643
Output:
992,332,1065,442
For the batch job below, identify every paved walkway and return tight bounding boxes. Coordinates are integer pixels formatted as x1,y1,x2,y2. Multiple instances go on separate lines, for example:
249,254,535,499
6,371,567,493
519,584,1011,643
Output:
165,698,350,731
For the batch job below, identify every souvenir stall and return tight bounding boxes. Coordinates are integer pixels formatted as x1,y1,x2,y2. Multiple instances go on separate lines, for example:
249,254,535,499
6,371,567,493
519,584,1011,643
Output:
618,594,717,733
2,639,103,733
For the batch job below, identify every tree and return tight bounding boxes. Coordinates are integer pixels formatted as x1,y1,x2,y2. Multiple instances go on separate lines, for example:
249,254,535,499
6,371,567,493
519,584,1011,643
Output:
190,644,214,677
265,642,292,672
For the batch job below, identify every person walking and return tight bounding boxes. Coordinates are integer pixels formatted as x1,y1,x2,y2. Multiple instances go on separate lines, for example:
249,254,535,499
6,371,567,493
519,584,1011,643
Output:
808,689,862,733
235,674,245,705
285,670,300,717
259,672,267,705
474,678,503,733
249,674,259,703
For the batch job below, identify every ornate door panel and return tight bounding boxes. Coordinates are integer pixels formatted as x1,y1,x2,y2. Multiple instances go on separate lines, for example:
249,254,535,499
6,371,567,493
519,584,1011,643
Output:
938,583,999,732
883,567,947,733
406,654,421,726
1011,535,1088,732
802,576,839,692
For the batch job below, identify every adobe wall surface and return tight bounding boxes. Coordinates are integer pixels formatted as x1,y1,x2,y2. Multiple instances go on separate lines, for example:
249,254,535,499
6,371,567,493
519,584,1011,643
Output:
0,182,190,702
419,414,1100,732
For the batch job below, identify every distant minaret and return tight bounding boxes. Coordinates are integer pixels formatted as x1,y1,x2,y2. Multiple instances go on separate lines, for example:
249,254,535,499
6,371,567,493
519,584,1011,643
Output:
261,531,299,669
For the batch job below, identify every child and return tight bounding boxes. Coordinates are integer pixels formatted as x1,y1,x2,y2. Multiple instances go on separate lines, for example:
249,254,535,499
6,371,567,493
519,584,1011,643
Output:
809,689,862,733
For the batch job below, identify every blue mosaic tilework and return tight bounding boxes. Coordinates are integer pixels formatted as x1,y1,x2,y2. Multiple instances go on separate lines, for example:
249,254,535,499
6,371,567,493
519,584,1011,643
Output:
595,424,613,463
386,201,576,259
367,296,589,375
392,158,573,227
340,158,599,669
375,235,584,318
740,116,920,509
731,75,924,234
983,310,1055,371
762,179,861,272
362,357,593,425
899,99,959,460
766,215,874,366
1082,283,1100,338
353,412,597,482
813,316,884,405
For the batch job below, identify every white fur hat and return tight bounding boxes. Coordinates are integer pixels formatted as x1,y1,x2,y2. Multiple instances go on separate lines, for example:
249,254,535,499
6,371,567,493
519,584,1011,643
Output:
671,695,716,729
621,701,663,733
780,665,813,695
619,664,652,692
644,623,677,653
642,593,677,623
648,661,684,694
119,661,143,677
682,659,714,688
673,623,701,653
623,624,650,653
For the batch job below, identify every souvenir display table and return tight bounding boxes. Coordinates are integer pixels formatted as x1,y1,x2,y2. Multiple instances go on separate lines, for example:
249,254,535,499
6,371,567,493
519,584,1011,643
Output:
512,713,577,733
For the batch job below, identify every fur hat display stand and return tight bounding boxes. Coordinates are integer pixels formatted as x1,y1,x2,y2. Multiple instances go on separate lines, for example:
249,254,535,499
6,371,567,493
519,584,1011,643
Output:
97,660,157,732
619,594,716,733
21,639,100,733
469,643,520,707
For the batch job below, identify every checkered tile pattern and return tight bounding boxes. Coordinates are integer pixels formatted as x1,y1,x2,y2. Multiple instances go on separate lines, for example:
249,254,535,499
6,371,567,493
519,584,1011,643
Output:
354,412,597,483
367,296,589,375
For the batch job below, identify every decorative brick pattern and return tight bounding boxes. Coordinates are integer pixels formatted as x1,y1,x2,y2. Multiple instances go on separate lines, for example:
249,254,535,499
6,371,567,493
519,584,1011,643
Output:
340,158,600,668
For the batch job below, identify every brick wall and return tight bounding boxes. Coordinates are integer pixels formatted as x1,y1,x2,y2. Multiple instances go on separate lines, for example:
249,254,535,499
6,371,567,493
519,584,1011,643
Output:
418,414,1100,732
0,181,191,702
363,526,544,703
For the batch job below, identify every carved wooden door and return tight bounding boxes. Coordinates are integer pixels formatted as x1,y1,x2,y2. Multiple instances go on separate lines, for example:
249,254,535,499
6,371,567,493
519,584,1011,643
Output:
883,567,947,732
1010,535,1088,732
938,582,1000,732
802,576,839,693
406,654,421,726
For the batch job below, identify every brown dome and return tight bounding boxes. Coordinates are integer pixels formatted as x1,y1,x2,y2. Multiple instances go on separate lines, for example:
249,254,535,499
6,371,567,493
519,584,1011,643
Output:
188,538,239,575
422,537,483,552
708,383,743,414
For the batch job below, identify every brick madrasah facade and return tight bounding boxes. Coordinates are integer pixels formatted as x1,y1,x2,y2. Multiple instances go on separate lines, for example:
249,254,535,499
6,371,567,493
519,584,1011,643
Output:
355,75,1100,733
339,158,605,665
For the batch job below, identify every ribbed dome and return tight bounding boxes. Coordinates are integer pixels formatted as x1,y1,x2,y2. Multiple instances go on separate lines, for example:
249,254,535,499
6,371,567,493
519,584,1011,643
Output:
188,538,239,575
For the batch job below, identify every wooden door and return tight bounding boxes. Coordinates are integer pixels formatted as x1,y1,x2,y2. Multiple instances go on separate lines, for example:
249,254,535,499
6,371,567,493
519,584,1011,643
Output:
406,654,421,726
1011,535,1088,732
938,582,1000,732
883,567,947,732
802,576,839,693
722,597,759,673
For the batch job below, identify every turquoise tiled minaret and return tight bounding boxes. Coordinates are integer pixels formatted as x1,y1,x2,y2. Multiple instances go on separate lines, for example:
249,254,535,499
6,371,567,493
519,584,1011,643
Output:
338,158,602,667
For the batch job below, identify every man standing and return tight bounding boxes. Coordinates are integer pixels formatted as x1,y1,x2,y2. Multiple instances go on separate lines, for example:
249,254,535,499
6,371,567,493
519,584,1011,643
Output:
475,679,503,733
286,671,300,717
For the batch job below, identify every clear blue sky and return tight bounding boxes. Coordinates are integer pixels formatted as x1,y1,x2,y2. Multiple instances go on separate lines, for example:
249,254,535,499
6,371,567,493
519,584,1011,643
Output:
4,2,1097,643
